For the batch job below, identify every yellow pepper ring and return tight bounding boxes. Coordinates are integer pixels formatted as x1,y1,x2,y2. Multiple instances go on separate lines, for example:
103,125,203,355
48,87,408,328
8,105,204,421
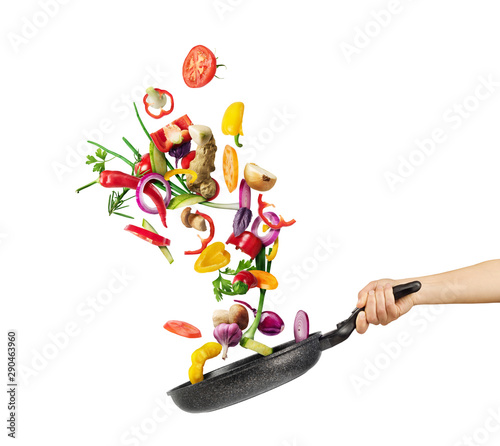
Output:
266,236,279,262
164,168,197,184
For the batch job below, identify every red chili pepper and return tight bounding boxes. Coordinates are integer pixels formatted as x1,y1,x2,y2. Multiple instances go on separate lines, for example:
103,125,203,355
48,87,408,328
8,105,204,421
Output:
226,231,263,259
257,194,296,230
99,171,168,228
143,88,174,119
184,211,215,255
124,225,170,246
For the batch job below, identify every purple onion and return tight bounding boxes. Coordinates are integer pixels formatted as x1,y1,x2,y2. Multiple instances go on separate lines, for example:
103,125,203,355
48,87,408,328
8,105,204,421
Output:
239,179,251,208
136,173,172,214
294,310,309,342
251,212,280,247
234,299,285,336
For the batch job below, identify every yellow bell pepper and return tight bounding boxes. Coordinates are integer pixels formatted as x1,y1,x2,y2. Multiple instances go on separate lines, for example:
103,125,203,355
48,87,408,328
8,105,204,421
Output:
194,242,231,273
164,168,197,184
188,342,222,384
221,102,244,147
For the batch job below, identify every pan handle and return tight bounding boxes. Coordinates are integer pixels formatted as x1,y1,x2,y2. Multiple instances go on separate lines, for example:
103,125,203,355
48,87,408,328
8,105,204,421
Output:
319,281,422,351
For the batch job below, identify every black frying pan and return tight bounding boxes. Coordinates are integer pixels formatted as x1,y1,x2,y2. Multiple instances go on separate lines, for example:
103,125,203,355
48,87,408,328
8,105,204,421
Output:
167,281,421,413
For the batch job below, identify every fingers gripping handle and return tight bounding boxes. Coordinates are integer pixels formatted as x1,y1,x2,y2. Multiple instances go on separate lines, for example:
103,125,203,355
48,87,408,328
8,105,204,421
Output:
351,280,422,320
319,281,422,351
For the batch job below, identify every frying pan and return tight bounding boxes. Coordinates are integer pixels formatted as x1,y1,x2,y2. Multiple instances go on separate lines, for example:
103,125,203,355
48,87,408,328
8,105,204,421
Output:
167,281,421,413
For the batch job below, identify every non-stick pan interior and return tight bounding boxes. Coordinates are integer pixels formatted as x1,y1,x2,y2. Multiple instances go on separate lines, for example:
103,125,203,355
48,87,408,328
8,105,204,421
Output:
167,332,323,413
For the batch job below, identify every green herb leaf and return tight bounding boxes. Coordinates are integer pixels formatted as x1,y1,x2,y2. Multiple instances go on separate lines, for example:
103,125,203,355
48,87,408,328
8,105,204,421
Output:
86,155,97,164
86,148,109,174
212,271,239,301
96,148,107,160
221,258,255,275
92,162,105,173
212,275,224,302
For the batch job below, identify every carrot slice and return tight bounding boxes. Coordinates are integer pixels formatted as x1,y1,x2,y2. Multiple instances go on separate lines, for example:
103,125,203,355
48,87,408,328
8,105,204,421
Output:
248,270,279,290
223,145,239,193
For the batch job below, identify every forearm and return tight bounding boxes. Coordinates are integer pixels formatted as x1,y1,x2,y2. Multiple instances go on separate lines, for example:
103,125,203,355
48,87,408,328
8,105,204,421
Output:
396,260,500,305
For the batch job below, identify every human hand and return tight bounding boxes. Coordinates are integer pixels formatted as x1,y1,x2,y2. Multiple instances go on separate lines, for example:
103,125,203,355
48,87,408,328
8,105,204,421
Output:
356,279,416,334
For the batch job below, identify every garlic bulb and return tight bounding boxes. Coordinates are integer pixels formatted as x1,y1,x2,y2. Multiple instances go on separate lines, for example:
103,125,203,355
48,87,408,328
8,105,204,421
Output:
213,323,242,360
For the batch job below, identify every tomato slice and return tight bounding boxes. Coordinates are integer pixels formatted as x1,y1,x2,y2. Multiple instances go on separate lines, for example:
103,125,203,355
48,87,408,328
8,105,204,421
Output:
182,45,217,88
223,145,239,193
164,320,202,338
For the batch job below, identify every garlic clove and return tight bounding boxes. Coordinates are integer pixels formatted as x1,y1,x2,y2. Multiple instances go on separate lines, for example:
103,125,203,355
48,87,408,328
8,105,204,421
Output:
243,163,277,192
189,125,213,147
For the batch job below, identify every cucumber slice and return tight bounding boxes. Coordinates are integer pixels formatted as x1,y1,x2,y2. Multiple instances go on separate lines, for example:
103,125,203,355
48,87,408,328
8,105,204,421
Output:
149,141,167,176
167,193,205,210
142,219,174,264
241,338,273,356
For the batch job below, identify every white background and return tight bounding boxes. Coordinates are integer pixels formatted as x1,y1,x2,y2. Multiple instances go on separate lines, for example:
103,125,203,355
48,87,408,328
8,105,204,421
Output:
2,1,500,445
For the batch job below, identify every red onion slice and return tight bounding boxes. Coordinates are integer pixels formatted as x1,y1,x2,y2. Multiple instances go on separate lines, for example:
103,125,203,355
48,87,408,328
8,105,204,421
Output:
251,212,280,247
136,173,172,214
294,310,309,343
239,179,251,209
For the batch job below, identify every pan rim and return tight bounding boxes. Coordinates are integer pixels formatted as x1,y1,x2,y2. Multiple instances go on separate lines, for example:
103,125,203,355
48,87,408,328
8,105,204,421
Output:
167,331,323,395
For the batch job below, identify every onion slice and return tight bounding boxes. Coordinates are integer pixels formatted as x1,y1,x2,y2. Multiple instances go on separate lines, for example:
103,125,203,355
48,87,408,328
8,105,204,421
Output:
239,179,251,209
294,310,309,343
251,212,280,247
136,173,172,214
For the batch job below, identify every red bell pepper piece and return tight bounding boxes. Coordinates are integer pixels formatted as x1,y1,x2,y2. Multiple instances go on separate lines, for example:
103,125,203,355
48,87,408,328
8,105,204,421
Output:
143,88,174,119
124,225,170,246
151,114,193,153
226,231,263,259
184,211,215,255
257,194,296,230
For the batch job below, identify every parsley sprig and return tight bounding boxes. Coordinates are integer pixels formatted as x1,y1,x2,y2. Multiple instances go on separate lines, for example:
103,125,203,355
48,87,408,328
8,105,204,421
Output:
212,259,257,301
86,148,114,173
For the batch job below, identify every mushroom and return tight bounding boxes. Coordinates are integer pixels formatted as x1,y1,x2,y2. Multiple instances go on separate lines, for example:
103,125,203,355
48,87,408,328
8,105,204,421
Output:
181,207,207,231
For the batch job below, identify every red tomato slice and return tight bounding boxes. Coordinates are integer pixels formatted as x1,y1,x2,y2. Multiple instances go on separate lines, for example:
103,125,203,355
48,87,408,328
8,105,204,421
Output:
182,45,217,88
164,320,202,338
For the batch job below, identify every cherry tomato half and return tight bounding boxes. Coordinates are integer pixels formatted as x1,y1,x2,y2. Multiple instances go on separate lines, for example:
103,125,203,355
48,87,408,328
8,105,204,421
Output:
134,153,152,176
182,45,217,88
164,320,202,338
181,150,196,170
